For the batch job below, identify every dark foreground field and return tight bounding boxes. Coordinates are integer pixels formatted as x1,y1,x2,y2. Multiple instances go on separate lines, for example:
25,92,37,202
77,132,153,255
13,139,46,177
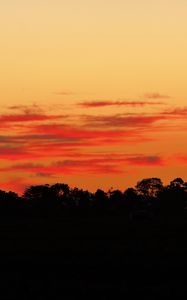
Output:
0,215,187,299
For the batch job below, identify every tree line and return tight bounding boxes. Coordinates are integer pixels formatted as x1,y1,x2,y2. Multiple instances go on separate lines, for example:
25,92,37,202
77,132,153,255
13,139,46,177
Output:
0,177,186,220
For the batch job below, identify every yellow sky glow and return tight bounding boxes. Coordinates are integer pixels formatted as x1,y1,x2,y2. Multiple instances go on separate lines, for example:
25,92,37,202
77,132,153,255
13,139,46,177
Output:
0,1,187,193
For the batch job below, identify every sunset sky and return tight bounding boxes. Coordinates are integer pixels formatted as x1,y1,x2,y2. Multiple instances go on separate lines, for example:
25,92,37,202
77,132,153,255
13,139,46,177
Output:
0,0,187,193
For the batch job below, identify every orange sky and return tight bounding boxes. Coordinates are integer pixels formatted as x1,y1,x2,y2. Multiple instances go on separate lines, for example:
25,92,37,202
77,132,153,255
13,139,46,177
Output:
0,1,187,193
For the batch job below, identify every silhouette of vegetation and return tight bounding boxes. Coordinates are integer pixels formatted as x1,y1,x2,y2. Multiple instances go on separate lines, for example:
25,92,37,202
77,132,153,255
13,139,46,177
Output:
0,177,186,222
1,178,187,299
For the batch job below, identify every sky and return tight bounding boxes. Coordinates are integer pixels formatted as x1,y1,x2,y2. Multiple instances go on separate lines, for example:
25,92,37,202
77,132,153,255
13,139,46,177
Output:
0,0,187,193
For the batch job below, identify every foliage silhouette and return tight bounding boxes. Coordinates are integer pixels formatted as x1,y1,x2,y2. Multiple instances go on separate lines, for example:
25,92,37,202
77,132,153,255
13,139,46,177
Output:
0,177,186,222
0,177,187,298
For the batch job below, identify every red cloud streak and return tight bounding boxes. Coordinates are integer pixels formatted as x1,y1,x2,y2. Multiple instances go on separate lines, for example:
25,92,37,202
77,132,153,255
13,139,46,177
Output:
0,114,66,123
0,155,164,176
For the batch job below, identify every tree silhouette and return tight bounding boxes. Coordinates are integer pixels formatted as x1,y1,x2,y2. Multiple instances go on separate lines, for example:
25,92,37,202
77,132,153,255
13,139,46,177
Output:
50,183,71,208
70,187,91,210
0,177,186,222
136,178,164,198
123,187,139,218
93,189,108,212
169,178,185,189
156,178,187,221
23,184,56,216
108,189,124,213
0,189,21,217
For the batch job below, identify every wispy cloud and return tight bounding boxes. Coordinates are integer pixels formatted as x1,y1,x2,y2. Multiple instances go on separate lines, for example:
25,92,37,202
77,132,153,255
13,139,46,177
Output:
125,156,164,166
0,114,67,123
8,103,42,112
79,100,164,108
0,155,164,177
175,155,187,164
144,92,170,99
0,101,185,193
54,91,74,96
161,107,187,116
83,114,166,128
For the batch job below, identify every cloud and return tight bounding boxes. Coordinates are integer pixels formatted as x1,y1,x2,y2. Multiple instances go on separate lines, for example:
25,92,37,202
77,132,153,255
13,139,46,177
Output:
0,149,165,194
161,107,187,116
54,155,164,168
0,160,121,175
0,100,186,194
13,163,43,169
34,172,56,178
175,155,187,164
7,104,43,115
79,100,164,108
0,145,33,160
53,159,122,174
0,110,167,162
27,123,125,137
83,114,166,128
125,156,164,166
0,113,67,123
144,93,170,99
0,155,164,177
54,91,74,96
